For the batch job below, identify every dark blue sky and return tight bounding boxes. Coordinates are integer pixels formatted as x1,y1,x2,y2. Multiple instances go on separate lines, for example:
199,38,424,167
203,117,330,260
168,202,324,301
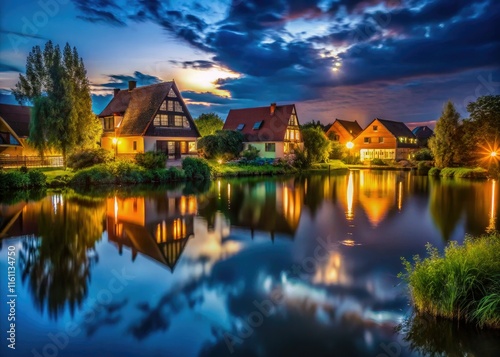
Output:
1,0,499,127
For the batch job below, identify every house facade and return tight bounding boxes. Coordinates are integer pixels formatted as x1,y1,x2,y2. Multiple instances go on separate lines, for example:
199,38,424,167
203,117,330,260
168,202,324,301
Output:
352,118,418,161
325,119,362,145
99,81,200,159
0,104,39,156
223,103,303,159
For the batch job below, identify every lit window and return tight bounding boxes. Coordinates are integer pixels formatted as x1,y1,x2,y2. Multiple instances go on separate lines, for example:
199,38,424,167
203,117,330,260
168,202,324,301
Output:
168,89,176,98
175,115,183,127
237,124,245,130
174,102,183,112
253,121,264,130
168,101,174,111
188,142,196,152
160,101,167,110
265,143,276,152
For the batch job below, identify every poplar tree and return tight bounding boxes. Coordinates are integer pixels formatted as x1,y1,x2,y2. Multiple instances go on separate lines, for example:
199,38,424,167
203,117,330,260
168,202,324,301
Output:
13,41,102,163
428,101,461,168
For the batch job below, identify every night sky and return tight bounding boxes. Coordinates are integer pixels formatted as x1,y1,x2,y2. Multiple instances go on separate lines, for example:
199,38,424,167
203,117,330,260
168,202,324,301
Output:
1,0,499,127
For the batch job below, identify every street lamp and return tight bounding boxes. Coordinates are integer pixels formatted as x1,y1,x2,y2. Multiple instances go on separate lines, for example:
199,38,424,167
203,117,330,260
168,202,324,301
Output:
491,151,497,158
346,141,354,164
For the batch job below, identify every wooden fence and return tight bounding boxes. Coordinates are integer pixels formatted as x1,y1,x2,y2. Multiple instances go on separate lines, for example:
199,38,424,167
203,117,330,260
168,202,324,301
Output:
0,155,64,168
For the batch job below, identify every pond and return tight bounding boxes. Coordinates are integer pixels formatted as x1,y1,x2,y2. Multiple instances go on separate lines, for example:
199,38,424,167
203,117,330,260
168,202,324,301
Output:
1,170,499,357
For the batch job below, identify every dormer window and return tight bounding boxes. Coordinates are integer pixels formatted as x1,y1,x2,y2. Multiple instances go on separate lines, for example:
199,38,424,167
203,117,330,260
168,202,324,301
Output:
253,121,263,130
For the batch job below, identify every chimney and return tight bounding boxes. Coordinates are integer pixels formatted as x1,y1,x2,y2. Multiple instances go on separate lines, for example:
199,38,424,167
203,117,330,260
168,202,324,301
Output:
113,88,120,96
128,80,137,91
270,102,277,115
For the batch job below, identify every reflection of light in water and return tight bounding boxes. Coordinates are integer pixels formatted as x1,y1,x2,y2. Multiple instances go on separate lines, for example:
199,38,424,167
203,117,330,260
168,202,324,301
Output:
313,252,349,285
398,181,402,210
52,194,63,214
227,183,231,208
340,239,361,246
487,180,497,232
114,196,118,222
217,180,221,199
347,171,354,220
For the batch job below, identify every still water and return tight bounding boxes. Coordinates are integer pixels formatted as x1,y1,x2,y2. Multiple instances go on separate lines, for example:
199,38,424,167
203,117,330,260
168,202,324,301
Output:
1,170,499,357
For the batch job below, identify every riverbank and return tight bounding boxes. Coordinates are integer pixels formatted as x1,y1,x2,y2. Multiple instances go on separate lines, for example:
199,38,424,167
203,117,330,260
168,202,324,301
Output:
429,167,489,179
400,233,500,329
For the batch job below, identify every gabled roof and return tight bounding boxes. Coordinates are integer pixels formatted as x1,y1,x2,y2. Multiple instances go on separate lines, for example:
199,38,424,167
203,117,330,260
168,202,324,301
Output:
374,118,416,138
412,126,434,140
99,82,200,137
335,119,363,137
223,104,298,142
0,104,31,137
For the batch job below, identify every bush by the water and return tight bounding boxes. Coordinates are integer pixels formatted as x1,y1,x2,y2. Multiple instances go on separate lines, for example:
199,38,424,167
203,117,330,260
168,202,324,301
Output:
439,167,488,179
399,233,500,329
0,169,47,192
241,145,260,161
182,157,211,180
417,161,432,174
68,148,113,170
135,152,166,170
371,158,387,166
428,167,441,176
414,148,433,161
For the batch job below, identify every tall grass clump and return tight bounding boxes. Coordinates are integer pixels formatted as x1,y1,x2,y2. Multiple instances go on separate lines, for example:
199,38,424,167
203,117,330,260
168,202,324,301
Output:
439,167,488,179
399,233,500,329
428,167,441,176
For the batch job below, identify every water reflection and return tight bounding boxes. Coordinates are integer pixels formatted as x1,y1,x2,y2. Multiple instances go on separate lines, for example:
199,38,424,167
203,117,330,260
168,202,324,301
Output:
107,192,197,271
0,174,499,357
11,195,105,319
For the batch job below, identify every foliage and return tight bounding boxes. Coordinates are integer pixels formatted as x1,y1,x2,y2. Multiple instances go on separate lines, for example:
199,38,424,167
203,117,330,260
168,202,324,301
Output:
417,161,432,174
13,41,101,163
429,101,462,168
135,151,166,170
414,148,433,161
194,113,224,137
301,127,331,163
371,158,387,166
0,169,48,192
439,167,488,179
182,157,211,180
329,141,347,160
68,148,113,170
428,167,441,176
241,145,260,161
292,147,312,169
300,120,328,131
208,160,294,177
197,130,244,159
399,233,500,328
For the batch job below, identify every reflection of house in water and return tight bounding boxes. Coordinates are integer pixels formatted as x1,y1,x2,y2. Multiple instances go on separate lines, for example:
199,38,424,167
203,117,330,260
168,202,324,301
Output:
337,170,407,227
204,178,303,240
106,194,197,271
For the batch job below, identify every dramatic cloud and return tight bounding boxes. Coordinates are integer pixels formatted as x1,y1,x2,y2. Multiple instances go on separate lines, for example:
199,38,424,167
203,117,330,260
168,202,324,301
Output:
98,71,163,89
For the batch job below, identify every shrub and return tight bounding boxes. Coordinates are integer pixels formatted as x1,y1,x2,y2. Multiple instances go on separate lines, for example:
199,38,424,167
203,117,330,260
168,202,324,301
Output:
167,167,185,181
292,147,311,169
417,161,432,174
241,145,260,161
68,148,113,170
135,151,166,170
414,148,433,161
197,130,244,159
371,158,387,166
428,167,441,176
0,170,30,191
329,141,347,160
28,170,47,187
182,157,211,180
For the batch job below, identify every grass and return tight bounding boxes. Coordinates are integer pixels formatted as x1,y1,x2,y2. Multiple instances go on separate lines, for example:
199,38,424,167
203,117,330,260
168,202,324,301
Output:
438,167,488,179
308,160,348,172
38,167,75,186
208,160,297,177
400,233,500,329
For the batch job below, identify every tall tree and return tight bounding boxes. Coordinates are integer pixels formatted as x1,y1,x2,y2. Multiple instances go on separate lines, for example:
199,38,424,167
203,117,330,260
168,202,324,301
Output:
301,127,331,163
13,41,101,163
428,101,461,168
194,113,224,137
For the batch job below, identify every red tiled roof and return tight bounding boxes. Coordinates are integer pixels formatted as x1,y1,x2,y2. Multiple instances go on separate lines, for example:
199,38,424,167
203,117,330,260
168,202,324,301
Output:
223,104,297,142
0,104,31,137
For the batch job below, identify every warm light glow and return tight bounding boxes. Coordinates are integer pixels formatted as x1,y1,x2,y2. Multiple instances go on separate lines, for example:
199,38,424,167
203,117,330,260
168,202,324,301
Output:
346,141,354,149
112,137,118,145
487,180,497,232
217,159,223,164
398,181,403,210
183,66,240,97
347,171,354,220
491,151,498,157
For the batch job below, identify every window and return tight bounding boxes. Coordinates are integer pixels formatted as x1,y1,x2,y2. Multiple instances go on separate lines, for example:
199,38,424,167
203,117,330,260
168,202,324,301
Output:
265,143,276,152
174,102,183,112
373,125,378,132
237,124,245,131
168,88,176,98
379,137,384,143
175,115,183,127
168,101,174,111
253,121,263,130
154,114,168,126
133,141,137,151
364,137,371,144
160,101,167,110
289,113,298,126
103,117,114,131
188,142,196,152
